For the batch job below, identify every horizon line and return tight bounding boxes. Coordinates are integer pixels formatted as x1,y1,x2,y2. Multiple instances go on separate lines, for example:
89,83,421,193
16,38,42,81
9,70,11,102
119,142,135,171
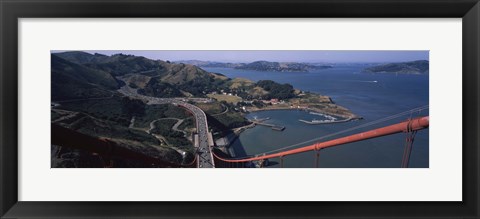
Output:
51,50,429,64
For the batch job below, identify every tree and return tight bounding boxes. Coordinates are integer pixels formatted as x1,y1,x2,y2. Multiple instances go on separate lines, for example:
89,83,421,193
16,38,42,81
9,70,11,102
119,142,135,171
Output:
256,80,295,99
121,97,146,117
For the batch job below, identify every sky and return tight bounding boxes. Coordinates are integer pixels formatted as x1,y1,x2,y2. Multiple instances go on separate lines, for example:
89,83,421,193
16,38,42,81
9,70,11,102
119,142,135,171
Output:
60,50,429,63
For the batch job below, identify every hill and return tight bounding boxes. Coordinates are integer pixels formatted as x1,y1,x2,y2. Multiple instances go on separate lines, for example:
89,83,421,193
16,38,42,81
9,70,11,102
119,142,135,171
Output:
53,52,232,97
52,52,340,101
362,60,429,74
55,51,168,76
51,54,119,101
136,63,229,97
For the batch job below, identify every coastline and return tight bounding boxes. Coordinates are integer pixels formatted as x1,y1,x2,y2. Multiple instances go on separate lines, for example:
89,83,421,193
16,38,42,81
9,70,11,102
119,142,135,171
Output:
245,105,361,120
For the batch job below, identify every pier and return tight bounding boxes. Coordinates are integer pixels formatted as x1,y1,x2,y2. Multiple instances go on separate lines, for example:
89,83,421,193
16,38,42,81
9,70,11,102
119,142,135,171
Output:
250,120,286,131
271,126,286,131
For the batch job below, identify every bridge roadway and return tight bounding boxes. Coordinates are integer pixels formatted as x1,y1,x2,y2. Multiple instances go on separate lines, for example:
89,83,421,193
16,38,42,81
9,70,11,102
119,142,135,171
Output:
118,85,215,168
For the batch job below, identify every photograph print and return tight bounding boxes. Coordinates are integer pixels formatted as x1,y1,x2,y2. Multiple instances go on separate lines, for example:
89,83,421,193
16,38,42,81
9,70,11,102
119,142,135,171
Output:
51,50,429,168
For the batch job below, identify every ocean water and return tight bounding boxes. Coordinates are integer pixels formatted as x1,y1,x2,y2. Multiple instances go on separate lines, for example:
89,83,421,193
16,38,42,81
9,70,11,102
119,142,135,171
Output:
203,64,429,168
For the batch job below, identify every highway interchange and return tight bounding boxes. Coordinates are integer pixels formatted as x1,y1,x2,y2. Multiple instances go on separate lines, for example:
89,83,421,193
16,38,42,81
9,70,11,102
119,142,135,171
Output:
118,82,215,168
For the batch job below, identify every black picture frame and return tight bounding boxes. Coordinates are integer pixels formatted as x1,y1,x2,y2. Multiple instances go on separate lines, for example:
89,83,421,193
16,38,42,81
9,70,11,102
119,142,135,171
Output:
1,0,479,218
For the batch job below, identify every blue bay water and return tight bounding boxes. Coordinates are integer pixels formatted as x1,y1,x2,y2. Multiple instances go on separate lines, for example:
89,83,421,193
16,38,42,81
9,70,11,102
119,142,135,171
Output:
203,65,429,168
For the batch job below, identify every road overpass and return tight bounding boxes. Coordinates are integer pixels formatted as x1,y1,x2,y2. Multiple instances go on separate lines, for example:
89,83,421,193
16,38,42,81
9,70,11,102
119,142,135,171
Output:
176,102,215,168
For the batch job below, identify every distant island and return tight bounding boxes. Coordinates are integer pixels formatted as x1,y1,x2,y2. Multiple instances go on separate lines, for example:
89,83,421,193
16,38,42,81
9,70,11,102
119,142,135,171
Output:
177,60,332,72
362,60,429,75
175,60,243,68
234,61,332,72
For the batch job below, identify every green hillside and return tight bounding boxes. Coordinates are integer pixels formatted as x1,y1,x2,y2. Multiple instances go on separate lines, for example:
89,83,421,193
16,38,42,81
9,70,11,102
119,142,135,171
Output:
51,54,119,101
54,52,231,97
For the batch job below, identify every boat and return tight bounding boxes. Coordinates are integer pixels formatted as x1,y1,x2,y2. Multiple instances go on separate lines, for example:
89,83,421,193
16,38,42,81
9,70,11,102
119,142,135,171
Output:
308,112,337,120
309,112,324,116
